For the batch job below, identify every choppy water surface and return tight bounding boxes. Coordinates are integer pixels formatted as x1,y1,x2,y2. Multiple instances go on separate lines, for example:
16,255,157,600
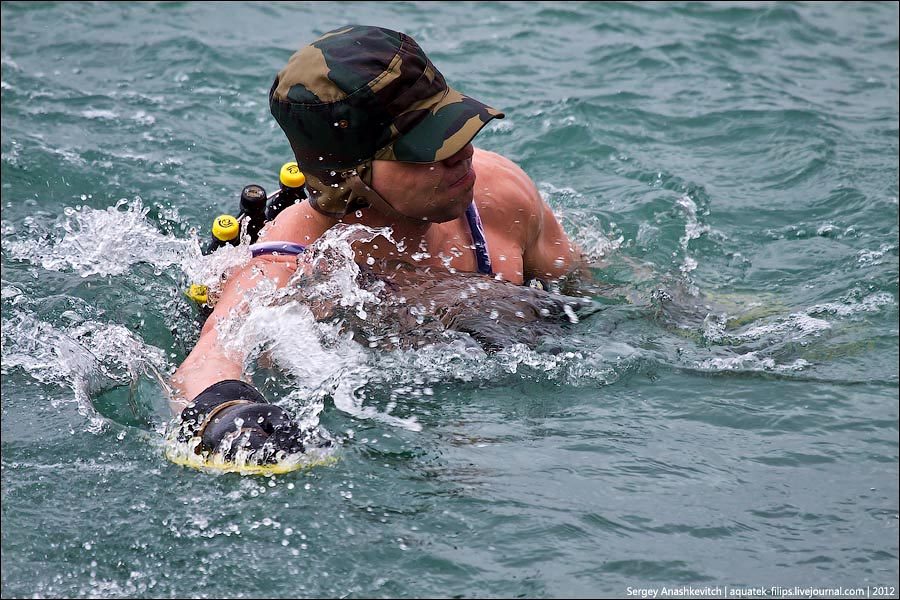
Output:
2,2,898,598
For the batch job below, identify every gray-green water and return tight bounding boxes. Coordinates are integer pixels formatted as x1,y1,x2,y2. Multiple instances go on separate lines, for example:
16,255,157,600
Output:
2,2,898,598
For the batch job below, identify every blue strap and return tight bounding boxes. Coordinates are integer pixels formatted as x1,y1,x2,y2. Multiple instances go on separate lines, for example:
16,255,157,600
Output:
249,241,307,257
465,203,493,276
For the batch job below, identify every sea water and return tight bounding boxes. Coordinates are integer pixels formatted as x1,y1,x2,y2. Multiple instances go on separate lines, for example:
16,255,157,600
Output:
2,2,898,598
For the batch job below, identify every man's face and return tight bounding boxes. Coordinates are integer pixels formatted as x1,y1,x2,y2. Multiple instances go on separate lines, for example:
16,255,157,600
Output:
370,143,476,223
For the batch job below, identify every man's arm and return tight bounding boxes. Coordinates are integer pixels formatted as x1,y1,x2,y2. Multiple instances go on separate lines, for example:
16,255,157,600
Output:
473,149,583,285
170,199,333,412
169,255,298,413
521,190,583,284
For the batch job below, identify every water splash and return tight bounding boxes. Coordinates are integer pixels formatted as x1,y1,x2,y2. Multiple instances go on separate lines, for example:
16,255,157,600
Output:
0,193,635,430
163,421,338,477
195,222,608,430
3,197,192,278
5,192,886,440
1,287,169,433
539,181,625,261
676,193,711,286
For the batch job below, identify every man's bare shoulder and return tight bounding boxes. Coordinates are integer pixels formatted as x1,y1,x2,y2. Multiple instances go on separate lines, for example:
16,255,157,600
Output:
472,148,545,232
257,200,333,246
472,148,542,212
473,148,532,183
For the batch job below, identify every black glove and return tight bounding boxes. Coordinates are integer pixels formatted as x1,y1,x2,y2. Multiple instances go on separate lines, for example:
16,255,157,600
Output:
177,380,306,464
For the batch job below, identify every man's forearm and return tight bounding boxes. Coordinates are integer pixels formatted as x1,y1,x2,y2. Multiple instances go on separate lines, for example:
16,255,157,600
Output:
169,326,244,414
169,255,299,414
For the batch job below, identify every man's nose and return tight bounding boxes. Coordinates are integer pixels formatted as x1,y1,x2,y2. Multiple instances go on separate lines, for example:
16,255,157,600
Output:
441,143,474,167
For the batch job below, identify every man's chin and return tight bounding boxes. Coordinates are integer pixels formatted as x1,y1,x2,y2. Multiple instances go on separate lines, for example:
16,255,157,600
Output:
399,191,474,223
426,198,473,223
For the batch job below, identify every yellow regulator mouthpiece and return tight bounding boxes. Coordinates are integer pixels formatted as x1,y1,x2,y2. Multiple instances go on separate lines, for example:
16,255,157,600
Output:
279,162,306,188
185,284,209,304
211,214,239,242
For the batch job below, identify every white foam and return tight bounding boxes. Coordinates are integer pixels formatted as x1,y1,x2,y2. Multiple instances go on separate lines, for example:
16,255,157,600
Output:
856,243,896,267
696,353,811,373
80,109,118,120
2,198,193,278
1,300,169,433
808,291,896,317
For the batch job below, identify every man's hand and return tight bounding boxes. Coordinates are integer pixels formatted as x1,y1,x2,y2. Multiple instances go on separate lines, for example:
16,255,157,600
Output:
176,379,306,464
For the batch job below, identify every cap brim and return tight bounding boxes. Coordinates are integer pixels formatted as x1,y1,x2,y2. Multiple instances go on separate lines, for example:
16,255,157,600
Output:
382,90,504,163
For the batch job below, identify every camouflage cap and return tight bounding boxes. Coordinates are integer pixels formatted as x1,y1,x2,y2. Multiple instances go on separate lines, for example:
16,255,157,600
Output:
269,25,504,217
